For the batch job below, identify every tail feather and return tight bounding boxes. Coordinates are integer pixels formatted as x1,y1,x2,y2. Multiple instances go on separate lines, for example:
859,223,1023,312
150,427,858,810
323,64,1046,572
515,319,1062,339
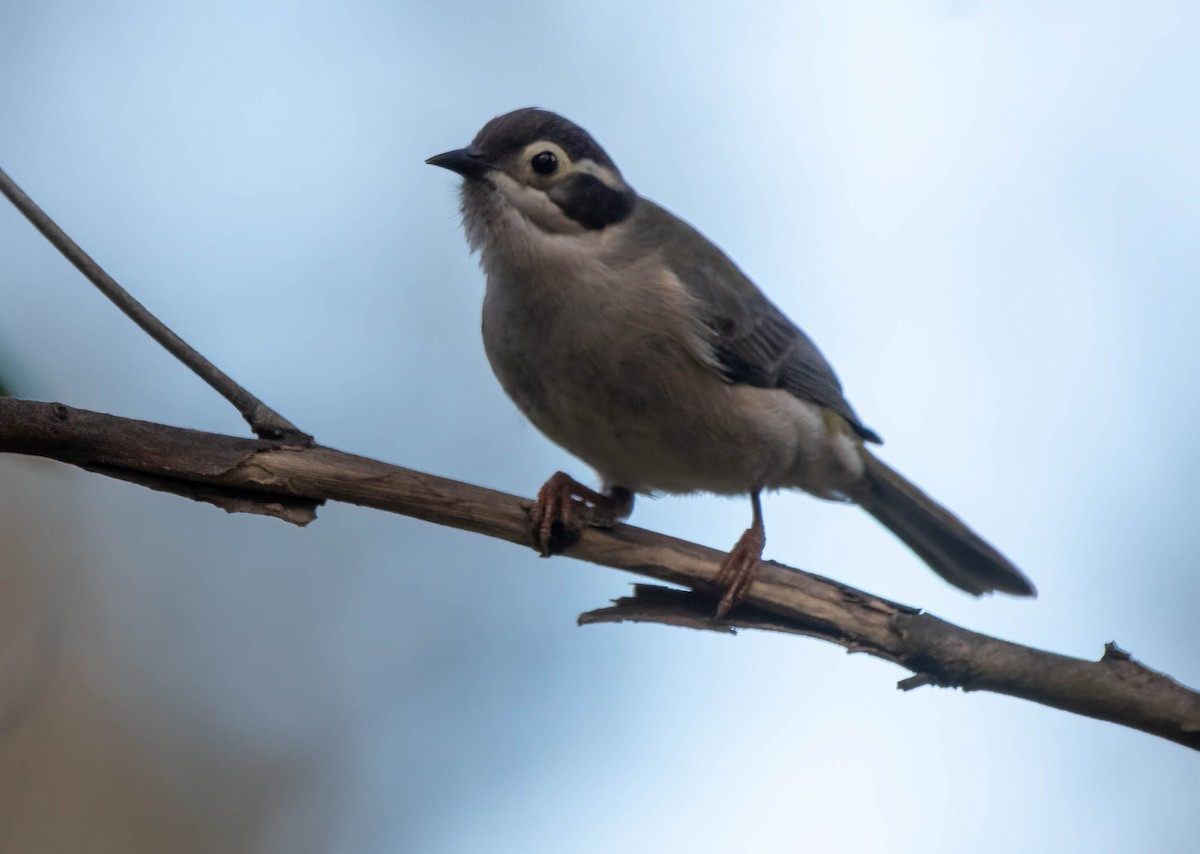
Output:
855,451,1036,598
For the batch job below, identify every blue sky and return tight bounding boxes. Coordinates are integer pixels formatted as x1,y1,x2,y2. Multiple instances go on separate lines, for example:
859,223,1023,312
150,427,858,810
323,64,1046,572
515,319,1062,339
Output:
2,2,1198,852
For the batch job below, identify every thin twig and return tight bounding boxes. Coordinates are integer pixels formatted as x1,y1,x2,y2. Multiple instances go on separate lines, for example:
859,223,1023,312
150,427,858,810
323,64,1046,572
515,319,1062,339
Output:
0,167,309,443
2,397,1198,750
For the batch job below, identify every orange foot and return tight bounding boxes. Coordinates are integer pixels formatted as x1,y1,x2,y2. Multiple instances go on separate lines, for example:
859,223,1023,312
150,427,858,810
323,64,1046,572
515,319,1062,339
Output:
714,489,765,618
530,472,633,556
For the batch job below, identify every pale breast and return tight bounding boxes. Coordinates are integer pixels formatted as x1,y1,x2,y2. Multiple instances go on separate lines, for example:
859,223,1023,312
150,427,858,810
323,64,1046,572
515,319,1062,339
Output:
474,200,863,497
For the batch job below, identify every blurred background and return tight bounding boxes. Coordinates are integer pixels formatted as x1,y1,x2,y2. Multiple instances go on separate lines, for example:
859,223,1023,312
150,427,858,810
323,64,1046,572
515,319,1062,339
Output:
2,1,1198,851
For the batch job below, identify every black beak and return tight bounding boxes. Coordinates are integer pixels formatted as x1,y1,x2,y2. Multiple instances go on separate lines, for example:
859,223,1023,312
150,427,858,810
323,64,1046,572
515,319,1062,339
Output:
425,147,491,179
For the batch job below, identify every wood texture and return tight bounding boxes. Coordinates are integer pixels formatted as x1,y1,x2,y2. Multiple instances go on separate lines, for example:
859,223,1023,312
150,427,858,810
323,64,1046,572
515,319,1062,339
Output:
2,397,1197,750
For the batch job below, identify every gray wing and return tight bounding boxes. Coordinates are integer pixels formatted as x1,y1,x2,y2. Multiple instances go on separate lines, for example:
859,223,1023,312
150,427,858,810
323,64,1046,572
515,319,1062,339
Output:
627,200,881,444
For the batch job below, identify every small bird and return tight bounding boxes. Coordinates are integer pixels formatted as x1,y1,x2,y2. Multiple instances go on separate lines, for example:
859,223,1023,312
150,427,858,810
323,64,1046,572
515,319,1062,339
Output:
427,108,1035,616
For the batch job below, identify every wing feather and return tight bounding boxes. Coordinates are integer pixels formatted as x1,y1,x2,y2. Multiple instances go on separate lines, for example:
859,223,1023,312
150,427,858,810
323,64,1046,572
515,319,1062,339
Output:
618,200,881,444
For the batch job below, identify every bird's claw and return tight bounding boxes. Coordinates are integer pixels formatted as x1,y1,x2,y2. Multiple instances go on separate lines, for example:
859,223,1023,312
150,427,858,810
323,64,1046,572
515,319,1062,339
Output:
714,525,766,618
530,472,627,556
531,472,585,555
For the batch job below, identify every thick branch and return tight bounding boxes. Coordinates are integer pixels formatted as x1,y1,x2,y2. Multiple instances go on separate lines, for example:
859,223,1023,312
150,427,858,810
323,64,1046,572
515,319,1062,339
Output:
2,397,1198,750
0,167,308,442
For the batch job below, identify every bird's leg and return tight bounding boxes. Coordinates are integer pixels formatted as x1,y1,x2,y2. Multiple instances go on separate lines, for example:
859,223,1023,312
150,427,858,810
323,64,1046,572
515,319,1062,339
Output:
714,489,766,618
531,472,634,555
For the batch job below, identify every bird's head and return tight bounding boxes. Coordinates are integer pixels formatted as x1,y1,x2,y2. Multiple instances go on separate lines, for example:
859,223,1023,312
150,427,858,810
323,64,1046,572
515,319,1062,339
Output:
427,108,637,239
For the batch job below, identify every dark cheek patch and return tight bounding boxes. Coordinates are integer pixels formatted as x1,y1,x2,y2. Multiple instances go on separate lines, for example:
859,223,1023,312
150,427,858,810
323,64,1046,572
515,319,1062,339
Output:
550,174,636,230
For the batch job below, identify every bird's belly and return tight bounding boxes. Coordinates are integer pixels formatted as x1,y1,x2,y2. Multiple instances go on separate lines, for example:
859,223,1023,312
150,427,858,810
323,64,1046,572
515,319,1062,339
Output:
483,294,855,495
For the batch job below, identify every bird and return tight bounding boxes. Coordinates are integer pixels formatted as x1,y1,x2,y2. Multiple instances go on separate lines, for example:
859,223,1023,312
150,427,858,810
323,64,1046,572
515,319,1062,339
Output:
426,107,1036,617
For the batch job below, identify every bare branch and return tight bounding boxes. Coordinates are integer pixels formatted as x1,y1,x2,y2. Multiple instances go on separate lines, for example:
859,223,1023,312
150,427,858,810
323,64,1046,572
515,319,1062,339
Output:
0,167,308,442
2,397,1197,750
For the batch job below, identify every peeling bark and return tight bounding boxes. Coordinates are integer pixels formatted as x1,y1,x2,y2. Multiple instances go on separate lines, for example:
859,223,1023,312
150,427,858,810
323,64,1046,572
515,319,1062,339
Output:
2,397,1198,750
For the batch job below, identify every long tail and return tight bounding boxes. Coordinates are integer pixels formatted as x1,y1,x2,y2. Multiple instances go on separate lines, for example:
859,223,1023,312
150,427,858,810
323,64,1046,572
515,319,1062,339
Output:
854,450,1036,597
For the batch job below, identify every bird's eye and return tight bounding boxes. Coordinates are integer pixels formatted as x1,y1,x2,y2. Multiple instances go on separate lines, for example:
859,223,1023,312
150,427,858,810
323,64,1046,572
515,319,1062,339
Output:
531,151,558,175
